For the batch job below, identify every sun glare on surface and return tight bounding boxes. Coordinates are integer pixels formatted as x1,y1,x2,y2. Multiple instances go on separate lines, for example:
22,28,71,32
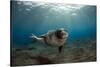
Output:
16,1,85,16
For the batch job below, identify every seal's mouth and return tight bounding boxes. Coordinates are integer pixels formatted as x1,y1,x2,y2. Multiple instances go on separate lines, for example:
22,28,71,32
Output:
55,29,67,39
61,31,67,39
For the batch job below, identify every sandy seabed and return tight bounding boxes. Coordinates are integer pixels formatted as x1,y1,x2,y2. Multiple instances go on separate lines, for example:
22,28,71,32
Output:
11,39,96,66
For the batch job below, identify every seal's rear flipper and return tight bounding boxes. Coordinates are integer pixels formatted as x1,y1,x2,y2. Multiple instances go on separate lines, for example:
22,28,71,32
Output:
58,46,63,53
30,34,37,43
40,34,47,38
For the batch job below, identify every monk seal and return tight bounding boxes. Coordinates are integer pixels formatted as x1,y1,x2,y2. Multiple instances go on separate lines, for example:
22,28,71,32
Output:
30,28,68,53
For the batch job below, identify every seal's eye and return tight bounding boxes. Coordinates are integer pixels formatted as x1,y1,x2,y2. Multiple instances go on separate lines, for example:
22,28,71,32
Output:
55,30,63,39
57,30,62,34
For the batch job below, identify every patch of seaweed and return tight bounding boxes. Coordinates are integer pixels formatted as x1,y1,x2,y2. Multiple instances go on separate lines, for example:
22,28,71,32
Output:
11,50,54,66
29,56,54,65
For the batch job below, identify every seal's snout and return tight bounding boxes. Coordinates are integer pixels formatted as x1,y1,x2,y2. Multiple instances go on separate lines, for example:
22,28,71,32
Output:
55,28,68,39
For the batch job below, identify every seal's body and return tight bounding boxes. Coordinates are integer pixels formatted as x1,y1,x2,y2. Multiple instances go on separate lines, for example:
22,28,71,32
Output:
30,28,68,53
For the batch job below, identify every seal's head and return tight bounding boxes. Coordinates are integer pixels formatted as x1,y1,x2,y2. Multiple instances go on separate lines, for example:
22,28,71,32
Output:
55,28,68,39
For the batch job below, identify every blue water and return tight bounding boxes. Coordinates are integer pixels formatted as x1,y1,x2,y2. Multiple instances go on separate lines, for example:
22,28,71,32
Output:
11,1,96,47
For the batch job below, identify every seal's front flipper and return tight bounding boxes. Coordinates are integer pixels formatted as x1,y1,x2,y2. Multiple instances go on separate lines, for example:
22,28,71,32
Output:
58,46,63,53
